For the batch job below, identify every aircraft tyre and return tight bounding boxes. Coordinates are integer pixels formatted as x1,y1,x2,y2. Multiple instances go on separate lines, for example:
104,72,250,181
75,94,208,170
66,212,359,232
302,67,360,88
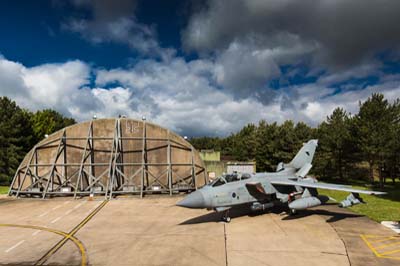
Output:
222,209,231,223
222,216,231,223
289,209,297,216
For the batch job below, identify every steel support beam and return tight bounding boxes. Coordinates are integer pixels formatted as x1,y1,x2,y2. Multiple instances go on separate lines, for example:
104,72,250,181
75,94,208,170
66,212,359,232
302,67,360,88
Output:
140,120,146,198
74,121,93,199
42,129,66,199
167,130,172,195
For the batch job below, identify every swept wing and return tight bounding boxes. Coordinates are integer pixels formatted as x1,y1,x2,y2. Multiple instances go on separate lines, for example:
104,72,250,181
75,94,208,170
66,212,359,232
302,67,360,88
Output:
270,179,386,195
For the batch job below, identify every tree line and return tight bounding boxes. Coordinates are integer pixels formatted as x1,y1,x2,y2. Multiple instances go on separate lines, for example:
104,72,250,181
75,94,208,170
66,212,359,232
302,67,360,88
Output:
0,97,75,185
190,93,400,187
0,94,399,187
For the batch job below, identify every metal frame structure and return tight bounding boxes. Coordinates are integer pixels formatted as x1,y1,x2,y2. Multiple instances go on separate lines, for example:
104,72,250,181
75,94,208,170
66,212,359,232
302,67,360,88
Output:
9,118,207,199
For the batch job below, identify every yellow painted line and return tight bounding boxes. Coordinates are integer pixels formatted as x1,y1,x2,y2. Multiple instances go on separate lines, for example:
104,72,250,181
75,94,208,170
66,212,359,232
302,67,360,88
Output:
361,234,400,261
0,224,86,266
35,199,108,266
368,236,397,243
380,248,400,256
363,234,388,238
69,200,108,236
381,256,400,261
375,241,400,249
361,234,382,258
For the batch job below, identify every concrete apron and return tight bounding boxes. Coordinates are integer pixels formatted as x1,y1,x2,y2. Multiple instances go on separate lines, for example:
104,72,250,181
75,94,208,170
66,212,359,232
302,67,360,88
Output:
0,197,398,266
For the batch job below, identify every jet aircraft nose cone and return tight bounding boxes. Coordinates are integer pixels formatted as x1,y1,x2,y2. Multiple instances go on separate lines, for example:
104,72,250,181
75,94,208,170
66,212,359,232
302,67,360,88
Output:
176,190,205,208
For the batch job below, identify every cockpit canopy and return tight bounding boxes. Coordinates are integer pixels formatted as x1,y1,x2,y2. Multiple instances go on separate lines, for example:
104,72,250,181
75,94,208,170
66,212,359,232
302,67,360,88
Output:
209,172,252,187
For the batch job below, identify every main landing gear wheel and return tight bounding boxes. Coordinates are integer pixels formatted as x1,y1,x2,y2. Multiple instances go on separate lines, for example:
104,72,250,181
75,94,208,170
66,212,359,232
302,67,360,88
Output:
222,216,231,223
289,209,297,216
222,210,231,223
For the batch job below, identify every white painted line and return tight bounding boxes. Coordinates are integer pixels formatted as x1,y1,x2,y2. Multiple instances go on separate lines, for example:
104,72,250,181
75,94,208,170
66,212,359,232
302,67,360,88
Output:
52,205,62,210
85,202,102,215
51,216,62,224
5,240,25,253
63,201,70,205
66,201,89,215
38,211,50,218
73,202,84,209
92,203,101,211
32,230,41,236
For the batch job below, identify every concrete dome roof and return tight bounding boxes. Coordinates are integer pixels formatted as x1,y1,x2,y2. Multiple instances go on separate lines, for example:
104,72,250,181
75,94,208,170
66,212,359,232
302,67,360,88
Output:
10,118,207,198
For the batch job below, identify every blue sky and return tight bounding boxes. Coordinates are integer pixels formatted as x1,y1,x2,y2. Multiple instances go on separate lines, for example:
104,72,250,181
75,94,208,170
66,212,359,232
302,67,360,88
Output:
0,1,184,67
1,0,400,136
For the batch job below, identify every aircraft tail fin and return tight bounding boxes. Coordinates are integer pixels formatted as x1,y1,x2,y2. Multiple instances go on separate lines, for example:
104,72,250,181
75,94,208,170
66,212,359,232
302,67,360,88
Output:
287,139,318,170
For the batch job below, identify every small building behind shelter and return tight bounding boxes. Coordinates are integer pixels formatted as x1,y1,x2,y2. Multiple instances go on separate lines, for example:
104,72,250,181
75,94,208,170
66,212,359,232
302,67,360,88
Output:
199,149,256,181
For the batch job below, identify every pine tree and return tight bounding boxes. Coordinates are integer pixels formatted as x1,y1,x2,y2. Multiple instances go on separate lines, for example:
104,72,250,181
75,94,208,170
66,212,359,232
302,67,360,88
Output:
316,108,353,180
355,93,395,187
0,97,34,184
31,109,76,143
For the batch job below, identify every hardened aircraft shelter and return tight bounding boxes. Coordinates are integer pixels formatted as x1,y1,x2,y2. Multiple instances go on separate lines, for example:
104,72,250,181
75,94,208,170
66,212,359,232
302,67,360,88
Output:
9,118,207,198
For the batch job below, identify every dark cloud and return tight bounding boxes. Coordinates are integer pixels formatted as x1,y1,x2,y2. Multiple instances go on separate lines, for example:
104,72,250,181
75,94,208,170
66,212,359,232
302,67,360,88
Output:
63,0,173,58
70,0,137,20
183,0,400,68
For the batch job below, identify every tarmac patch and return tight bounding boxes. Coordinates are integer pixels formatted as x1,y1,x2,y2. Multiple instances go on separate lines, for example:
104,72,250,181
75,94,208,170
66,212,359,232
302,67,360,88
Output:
361,234,400,261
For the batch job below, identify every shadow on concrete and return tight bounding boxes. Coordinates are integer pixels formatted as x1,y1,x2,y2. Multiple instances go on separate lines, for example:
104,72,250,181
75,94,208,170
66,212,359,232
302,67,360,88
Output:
179,205,288,225
0,198,15,205
179,204,363,225
282,208,364,223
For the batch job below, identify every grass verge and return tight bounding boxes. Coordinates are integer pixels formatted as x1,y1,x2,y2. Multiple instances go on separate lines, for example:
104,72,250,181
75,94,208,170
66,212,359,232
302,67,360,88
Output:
318,182,400,222
0,186,9,194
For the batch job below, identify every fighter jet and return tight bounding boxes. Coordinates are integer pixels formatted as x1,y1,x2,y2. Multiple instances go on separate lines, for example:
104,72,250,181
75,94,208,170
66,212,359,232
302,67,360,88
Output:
177,140,386,222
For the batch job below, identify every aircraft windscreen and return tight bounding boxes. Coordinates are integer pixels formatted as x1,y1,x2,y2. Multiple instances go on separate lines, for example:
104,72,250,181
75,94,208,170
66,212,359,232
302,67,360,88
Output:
224,173,240,183
241,173,251,180
210,177,226,187
209,173,251,187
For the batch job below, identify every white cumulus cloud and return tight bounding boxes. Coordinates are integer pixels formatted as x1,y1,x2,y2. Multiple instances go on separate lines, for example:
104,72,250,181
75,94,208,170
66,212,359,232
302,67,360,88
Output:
0,54,399,136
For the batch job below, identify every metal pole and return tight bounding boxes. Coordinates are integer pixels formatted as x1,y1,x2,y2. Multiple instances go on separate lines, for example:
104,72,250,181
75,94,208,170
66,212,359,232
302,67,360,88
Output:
63,133,67,186
140,120,147,198
191,146,196,189
144,122,149,191
42,129,65,199
74,121,92,199
105,119,118,199
89,122,95,185
115,119,124,190
167,130,172,195
118,119,124,187
203,166,208,185
35,149,38,179
109,119,121,199
11,147,35,197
